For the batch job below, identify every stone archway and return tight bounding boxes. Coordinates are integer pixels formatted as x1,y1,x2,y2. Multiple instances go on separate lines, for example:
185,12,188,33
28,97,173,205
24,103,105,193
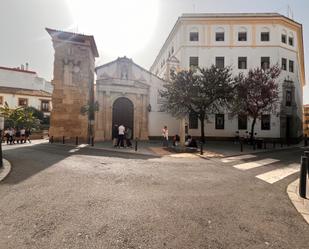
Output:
112,97,134,139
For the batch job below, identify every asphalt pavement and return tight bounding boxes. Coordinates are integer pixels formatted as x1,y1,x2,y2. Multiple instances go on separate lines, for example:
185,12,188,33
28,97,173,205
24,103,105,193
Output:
0,142,308,249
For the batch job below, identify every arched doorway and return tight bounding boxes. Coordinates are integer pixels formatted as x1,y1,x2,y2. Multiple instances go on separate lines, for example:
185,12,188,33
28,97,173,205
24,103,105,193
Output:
112,97,134,139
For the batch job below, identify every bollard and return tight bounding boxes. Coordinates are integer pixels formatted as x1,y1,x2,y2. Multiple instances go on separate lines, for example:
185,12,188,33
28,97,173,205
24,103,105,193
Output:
263,140,266,150
299,156,307,198
51,136,54,143
253,141,256,150
305,135,308,147
200,142,204,155
304,151,309,177
240,139,243,152
62,136,65,144
75,136,78,146
135,137,138,151
280,139,283,148
273,141,276,149
91,137,94,147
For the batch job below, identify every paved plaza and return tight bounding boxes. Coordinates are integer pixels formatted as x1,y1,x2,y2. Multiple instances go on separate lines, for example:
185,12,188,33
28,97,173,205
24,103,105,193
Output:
0,141,309,248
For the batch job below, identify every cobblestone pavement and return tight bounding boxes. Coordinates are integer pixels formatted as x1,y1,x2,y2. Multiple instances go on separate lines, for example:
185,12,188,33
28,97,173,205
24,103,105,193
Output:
0,143,309,249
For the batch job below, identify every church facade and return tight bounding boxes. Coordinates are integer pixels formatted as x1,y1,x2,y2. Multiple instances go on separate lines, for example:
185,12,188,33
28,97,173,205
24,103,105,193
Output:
94,57,179,141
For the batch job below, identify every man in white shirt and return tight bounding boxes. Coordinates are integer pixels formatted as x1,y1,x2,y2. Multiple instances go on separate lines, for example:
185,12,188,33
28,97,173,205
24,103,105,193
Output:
162,125,169,147
117,124,125,147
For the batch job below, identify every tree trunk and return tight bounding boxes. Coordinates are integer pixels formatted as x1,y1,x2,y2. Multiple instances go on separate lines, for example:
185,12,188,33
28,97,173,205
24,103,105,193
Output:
250,117,257,144
200,115,205,143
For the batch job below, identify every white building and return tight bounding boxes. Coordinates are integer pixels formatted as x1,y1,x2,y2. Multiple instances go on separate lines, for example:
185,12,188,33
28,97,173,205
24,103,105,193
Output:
150,13,305,141
95,57,179,140
0,66,52,116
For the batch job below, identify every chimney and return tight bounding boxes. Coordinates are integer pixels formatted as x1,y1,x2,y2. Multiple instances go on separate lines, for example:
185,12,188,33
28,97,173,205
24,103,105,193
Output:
25,62,29,71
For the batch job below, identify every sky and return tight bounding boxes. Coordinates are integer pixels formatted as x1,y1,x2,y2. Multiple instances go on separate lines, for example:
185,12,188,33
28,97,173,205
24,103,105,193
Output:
0,0,308,103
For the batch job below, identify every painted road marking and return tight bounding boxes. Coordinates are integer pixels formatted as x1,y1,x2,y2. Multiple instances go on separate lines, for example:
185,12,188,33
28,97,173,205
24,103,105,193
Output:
233,158,280,170
221,154,257,163
255,163,299,184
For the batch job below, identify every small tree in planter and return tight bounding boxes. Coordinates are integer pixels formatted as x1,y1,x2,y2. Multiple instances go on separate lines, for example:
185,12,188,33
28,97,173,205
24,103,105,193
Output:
231,65,281,143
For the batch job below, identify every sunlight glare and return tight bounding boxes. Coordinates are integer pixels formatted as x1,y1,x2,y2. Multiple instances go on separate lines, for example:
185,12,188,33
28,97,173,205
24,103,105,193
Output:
67,0,159,57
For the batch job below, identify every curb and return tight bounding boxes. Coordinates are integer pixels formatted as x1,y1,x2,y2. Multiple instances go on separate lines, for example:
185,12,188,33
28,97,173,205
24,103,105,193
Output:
48,142,161,158
287,179,309,224
0,159,12,182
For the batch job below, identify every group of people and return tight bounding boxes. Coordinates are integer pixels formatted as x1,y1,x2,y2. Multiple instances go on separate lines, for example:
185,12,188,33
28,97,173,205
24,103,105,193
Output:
162,125,197,148
112,124,132,148
2,127,31,145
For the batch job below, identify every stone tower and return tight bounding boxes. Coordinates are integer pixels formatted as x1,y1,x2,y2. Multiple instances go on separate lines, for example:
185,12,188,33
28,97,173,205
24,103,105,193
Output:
46,28,99,142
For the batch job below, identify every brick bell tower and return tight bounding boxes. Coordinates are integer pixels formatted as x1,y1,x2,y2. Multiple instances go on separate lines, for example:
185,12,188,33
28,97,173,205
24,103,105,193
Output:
46,28,99,143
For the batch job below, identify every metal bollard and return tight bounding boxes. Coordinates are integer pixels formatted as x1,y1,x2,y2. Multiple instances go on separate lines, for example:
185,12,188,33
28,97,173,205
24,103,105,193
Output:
280,139,283,148
91,137,94,147
305,135,308,147
263,140,266,150
200,142,204,155
135,137,138,151
240,139,243,152
273,141,276,149
253,141,256,150
75,136,78,146
299,156,308,198
304,151,309,177
62,136,65,144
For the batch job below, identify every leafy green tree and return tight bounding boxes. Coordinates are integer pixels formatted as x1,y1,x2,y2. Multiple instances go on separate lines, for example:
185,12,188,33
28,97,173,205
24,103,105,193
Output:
0,102,40,129
160,66,235,142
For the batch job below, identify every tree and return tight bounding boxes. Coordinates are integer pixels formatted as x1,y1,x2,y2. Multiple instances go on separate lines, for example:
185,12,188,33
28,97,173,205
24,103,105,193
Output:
0,102,40,129
159,66,235,142
80,101,99,141
231,65,281,143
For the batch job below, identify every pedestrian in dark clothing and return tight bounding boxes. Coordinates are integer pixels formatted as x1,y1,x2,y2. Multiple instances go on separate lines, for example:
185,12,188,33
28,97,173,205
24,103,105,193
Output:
112,124,118,147
125,127,132,148
25,129,31,143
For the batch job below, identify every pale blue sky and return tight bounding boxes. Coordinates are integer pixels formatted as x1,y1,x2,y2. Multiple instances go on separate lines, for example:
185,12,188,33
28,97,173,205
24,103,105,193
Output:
0,0,308,103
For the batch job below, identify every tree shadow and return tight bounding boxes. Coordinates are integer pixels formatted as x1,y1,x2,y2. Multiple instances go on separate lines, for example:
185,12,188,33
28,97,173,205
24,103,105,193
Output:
1,142,161,185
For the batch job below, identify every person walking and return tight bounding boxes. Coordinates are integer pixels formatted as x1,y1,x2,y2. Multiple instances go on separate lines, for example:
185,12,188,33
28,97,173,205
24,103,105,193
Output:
117,124,125,147
112,124,118,147
125,127,132,148
162,125,169,147
20,127,26,143
25,128,31,143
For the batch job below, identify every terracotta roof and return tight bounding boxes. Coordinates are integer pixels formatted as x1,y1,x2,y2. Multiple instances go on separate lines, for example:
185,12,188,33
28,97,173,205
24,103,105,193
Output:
0,86,51,97
46,28,99,57
0,66,36,74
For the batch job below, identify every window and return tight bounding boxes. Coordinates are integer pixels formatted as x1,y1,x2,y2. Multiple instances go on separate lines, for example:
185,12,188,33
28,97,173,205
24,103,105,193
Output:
261,32,270,41
189,112,198,129
261,57,270,70
216,32,225,41
0,96,3,105
238,115,247,130
286,90,292,106
238,32,247,41
215,114,224,129
281,34,287,44
190,32,199,41
238,57,247,69
41,100,50,112
261,115,270,130
281,58,287,71
289,37,294,46
18,98,28,107
289,60,294,73
189,56,199,68
215,57,225,68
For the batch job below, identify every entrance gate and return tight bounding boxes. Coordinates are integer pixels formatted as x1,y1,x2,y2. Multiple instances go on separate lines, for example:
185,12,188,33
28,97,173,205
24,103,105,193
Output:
112,97,134,139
